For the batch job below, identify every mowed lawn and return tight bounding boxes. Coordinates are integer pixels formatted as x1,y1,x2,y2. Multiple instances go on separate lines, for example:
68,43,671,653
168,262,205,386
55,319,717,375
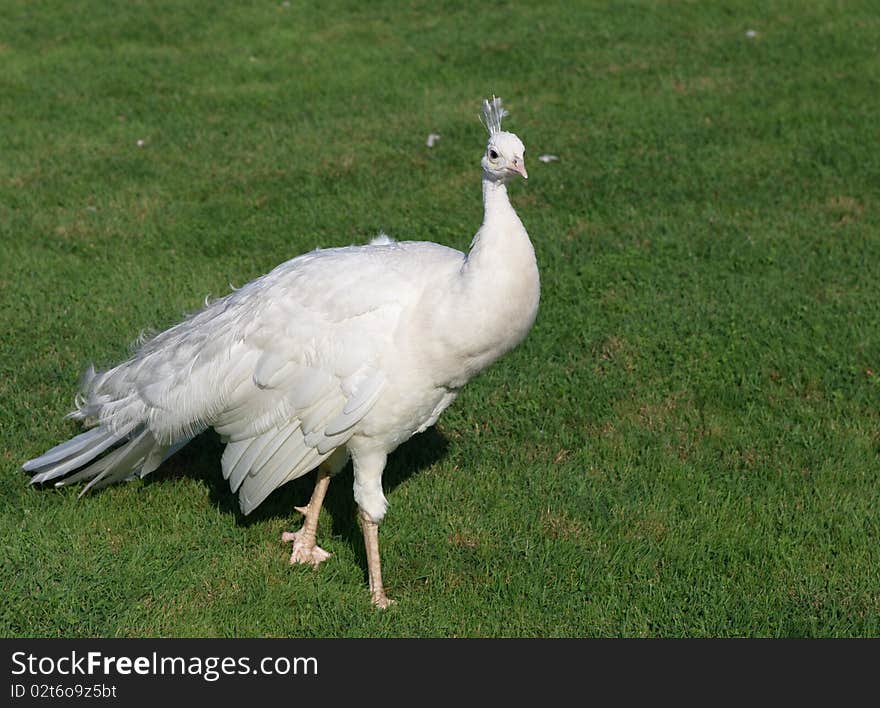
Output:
1,1,878,637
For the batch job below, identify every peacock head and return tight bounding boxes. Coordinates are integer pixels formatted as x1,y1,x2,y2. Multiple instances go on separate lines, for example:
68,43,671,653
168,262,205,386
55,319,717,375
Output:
480,96,527,182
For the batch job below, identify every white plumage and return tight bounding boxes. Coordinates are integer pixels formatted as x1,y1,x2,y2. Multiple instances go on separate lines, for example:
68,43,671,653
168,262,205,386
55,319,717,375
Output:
23,96,539,607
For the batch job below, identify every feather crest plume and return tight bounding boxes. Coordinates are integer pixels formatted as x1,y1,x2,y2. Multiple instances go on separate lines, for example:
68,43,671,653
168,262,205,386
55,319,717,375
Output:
481,96,508,135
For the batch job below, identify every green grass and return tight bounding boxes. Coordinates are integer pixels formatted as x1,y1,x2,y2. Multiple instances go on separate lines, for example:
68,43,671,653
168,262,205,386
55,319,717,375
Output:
2,0,879,637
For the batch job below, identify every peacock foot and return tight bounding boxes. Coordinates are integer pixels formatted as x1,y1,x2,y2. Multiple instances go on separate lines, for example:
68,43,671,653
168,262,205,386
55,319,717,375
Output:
371,590,396,609
282,530,331,567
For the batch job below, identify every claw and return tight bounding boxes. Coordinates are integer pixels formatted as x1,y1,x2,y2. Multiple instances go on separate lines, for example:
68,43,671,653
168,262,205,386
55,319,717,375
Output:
371,591,395,609
294,504,309,516
282,529,331,567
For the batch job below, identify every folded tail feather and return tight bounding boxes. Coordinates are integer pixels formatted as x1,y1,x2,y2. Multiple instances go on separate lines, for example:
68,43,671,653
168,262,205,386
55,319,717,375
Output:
23,422,189,493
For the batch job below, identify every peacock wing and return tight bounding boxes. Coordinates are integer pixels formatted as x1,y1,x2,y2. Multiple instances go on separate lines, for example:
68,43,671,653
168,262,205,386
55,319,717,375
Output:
203,250,409,514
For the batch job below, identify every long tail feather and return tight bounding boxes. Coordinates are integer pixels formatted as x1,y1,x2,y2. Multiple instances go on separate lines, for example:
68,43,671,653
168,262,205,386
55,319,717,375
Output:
24,422,190,492
26,422,140,484
79,429,154,495
22,427,108,471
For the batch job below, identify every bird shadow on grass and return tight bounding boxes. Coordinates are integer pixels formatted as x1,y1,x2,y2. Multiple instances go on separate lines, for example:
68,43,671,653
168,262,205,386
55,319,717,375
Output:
147,426,448,578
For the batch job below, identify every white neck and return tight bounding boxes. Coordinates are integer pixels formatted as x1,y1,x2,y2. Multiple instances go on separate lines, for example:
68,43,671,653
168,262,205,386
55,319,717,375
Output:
426,168,541,388
481,174,516,224
465,174,522,266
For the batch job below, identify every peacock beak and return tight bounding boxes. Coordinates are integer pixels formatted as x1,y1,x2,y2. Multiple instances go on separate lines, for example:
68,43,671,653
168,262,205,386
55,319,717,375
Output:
512,158,528,179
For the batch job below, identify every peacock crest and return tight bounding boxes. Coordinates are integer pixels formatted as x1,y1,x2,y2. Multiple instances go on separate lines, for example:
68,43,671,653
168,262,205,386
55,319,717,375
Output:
481,96,509,135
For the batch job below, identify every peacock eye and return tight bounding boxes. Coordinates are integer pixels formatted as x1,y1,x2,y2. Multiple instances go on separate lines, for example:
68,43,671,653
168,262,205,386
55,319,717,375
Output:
489,149,498,160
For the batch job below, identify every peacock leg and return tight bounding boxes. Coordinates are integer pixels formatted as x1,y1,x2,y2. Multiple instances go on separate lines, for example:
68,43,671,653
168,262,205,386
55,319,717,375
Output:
359,508,394,608
282,464,332,567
